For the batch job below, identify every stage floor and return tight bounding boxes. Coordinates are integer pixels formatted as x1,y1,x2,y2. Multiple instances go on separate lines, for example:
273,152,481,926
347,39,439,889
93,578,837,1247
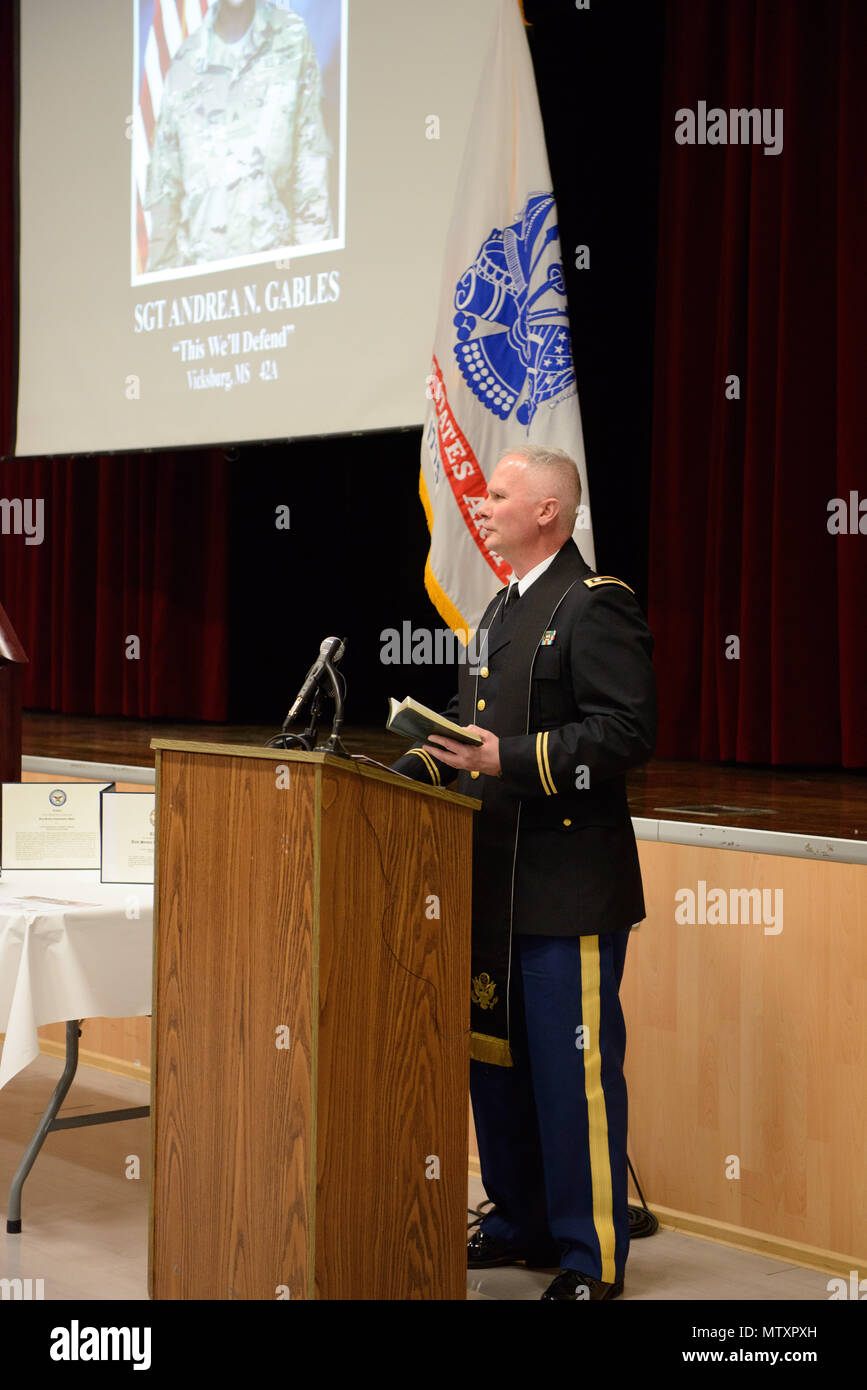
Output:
21,711,867,842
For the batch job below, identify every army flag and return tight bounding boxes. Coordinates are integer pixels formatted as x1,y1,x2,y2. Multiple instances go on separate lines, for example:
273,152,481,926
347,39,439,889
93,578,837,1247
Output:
420,0,594,635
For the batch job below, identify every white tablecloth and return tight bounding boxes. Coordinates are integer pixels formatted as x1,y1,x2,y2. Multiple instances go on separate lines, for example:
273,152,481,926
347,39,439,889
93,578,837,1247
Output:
0,870,153,1090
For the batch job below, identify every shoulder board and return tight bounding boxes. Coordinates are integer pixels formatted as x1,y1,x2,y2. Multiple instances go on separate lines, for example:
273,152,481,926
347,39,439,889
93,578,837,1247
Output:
583,576,635,594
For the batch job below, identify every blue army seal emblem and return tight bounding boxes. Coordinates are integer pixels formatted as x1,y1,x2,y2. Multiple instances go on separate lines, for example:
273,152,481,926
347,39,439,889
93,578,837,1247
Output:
48,789,68,807
453,192,576,430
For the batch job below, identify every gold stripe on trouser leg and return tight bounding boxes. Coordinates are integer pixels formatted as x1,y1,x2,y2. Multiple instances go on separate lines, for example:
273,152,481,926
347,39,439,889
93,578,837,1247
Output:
579,935,617,1284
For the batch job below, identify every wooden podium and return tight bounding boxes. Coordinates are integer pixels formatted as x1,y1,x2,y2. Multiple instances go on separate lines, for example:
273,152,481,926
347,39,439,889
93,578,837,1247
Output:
148,740,478,1300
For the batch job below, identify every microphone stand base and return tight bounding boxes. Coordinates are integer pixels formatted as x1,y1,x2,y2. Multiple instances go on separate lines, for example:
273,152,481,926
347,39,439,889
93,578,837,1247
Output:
314,735,352,759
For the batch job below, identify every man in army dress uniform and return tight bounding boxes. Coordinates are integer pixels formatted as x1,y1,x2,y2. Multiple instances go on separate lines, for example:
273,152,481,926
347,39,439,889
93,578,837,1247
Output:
145,0,333,271
391,445,656,1300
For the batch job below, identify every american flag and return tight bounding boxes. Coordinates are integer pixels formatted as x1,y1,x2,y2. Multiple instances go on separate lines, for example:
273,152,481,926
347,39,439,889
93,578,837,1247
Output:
134,0,214,275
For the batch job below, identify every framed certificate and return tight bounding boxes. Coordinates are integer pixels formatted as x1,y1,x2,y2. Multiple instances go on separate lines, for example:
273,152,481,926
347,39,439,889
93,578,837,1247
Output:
1,782,114,871
100,791,156,884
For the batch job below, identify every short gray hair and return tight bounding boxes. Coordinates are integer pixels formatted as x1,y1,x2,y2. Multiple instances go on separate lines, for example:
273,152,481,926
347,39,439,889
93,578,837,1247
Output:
500,445,582,531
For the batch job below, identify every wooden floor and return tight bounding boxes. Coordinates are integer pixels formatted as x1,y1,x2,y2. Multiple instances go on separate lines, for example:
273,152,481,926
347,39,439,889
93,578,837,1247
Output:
23,710,867,838
0,1055,835,1301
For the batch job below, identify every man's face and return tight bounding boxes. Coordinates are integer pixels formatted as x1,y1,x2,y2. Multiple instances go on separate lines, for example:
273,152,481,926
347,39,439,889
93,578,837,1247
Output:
478,455,540,563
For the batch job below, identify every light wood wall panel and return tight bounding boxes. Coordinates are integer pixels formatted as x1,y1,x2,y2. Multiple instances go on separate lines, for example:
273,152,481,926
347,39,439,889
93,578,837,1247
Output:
38,1017,151,1080
622,842,865,1261
471,842,866,1265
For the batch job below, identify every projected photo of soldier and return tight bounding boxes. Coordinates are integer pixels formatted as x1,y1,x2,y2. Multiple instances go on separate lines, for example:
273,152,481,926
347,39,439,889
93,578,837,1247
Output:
140,0,334,274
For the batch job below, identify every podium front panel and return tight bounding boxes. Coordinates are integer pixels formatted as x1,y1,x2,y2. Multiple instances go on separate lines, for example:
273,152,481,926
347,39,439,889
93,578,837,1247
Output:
149,745,474,1300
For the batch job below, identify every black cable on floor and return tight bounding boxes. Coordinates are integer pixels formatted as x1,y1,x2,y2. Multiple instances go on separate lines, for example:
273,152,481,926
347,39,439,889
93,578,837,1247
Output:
468,1162,659,1237
627,1154,659,1237
468,1198,493,1231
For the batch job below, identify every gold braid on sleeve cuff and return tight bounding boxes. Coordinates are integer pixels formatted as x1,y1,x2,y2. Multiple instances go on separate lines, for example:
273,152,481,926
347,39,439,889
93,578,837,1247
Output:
406,747,441,785
535,731,556,795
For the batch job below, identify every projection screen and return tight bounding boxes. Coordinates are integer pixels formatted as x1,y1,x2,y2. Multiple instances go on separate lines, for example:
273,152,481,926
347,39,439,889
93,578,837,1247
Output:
14,0,500,456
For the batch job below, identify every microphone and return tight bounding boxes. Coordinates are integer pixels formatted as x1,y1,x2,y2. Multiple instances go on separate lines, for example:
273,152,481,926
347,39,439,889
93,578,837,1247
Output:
284,636,346,726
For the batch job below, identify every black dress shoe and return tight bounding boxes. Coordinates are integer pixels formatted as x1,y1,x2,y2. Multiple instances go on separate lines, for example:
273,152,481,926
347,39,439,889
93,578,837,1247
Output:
467,1229,561,1269
541,1269,624,1300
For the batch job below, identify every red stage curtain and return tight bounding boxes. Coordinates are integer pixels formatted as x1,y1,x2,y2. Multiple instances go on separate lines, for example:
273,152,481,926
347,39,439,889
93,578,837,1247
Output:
648,0,867,766
0,456,229,720
0,6,229,722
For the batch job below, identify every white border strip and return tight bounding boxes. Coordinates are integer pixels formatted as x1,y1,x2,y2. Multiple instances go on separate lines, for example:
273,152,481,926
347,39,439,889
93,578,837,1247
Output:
23,757,155,787
633,816,867,866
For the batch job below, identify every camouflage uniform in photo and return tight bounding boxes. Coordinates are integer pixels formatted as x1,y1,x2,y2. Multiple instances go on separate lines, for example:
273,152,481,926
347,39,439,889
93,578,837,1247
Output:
145,0,333,270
